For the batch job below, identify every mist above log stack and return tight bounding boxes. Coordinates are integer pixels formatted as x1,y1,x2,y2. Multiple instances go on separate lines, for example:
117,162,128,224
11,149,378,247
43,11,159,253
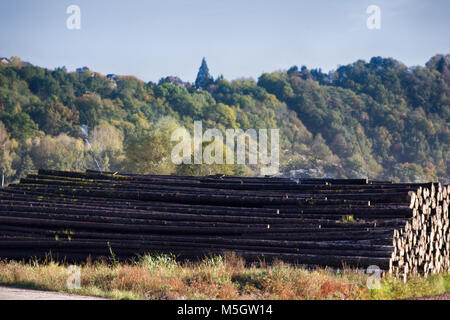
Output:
0,169,448,279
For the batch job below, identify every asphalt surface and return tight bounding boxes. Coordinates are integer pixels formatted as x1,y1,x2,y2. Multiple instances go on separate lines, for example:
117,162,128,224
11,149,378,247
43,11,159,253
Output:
412,292,450,300
0,285,448,300
0,286,105,300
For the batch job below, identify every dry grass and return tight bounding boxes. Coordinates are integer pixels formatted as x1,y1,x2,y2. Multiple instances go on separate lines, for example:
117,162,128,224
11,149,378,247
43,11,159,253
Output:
0,253,448,300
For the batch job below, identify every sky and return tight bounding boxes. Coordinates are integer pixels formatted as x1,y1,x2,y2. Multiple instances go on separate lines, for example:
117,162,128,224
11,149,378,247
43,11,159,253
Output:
0,0,449,83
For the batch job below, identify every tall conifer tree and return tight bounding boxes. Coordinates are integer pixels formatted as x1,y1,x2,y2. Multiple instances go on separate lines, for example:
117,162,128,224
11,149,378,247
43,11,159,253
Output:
195,57,213,89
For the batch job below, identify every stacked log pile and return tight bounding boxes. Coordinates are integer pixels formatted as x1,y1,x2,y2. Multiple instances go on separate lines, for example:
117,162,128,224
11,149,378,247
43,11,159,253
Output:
391,183,449,280
0,169,448,278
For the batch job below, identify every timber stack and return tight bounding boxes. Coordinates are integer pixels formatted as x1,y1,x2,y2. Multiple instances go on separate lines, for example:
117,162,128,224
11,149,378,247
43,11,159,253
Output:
0,169,448,280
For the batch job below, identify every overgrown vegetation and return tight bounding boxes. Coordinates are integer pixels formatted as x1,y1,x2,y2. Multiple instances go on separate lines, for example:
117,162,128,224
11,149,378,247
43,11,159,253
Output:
0,55,448,183
0,254,448,300
340,215,356,223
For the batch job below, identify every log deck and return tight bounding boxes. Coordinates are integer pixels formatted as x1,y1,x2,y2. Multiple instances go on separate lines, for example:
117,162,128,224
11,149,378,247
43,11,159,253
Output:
0,169,448,280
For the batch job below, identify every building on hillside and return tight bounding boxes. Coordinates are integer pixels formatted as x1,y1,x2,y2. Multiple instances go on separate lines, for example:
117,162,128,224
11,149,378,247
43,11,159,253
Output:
76,66,90,73
0,57,10,64
106,74,119,80
165,76,191,88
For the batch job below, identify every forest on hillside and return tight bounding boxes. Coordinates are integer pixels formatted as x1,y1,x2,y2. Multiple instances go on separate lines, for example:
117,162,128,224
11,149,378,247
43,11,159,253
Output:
0,54,448,184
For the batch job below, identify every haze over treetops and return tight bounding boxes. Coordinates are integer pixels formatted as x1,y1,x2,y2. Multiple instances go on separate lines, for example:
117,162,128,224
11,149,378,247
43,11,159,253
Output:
0,54,448,183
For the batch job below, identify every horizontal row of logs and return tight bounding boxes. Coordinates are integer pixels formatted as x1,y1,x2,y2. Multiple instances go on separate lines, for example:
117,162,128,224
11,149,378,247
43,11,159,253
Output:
0,169,448,279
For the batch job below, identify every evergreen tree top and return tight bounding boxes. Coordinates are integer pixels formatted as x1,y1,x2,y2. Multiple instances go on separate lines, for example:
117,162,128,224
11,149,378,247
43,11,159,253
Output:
195,57,213,89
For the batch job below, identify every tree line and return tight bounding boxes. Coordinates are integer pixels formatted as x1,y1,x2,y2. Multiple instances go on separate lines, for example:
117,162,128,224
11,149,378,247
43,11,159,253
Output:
0,54,448,184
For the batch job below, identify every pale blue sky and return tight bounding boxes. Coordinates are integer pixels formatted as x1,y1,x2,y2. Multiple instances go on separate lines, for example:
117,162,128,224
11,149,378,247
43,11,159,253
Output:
0,0,449,82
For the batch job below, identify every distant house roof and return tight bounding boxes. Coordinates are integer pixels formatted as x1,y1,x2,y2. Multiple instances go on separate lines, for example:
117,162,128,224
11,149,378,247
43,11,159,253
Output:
161,76,190,88
167,76,184,85
106,74,119,80
0,57,10,64
76,66,90,73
